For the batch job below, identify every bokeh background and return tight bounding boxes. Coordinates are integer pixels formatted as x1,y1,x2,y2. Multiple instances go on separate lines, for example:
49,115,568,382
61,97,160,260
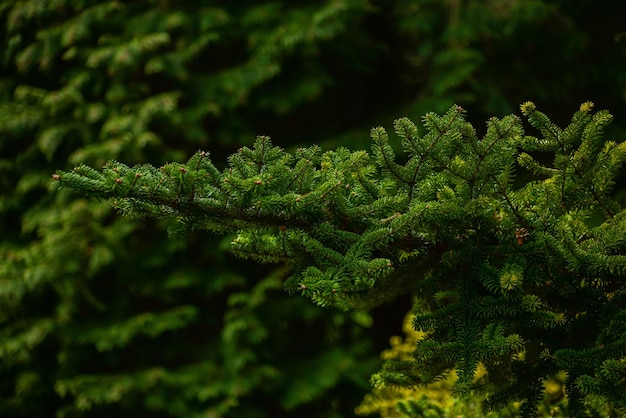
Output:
2,1,626,417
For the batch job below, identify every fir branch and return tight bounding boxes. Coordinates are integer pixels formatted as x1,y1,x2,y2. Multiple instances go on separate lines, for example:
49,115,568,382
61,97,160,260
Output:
56,103,626,415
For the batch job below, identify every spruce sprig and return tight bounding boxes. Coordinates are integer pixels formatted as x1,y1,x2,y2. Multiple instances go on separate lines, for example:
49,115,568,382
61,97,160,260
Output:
56,103,626,416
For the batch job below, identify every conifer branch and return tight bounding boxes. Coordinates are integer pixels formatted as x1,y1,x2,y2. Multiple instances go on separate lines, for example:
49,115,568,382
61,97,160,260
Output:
56,103,626,415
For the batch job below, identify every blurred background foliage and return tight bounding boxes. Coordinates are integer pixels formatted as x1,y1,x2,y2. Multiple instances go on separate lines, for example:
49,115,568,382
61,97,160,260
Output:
1,0,626,417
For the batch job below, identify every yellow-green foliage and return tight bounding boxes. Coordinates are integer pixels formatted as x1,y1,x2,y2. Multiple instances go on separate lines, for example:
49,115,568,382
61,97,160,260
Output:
355,312,457,417
355,311,569,417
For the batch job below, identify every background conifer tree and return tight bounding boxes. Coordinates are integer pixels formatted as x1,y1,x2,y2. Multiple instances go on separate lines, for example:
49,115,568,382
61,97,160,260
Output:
2,0,626,417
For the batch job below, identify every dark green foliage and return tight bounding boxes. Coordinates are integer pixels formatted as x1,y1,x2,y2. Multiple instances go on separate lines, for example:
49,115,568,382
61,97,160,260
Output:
59,103,626,416
2,1,384,417
4,0,626,417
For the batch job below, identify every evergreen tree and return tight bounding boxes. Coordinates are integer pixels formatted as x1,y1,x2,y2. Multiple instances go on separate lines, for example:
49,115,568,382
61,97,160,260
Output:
59,102,626,417
1,1,382,416
3,0,626,417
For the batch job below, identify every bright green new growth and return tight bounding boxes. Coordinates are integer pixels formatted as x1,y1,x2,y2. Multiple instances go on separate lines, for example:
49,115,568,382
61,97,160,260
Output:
57,103,626,416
